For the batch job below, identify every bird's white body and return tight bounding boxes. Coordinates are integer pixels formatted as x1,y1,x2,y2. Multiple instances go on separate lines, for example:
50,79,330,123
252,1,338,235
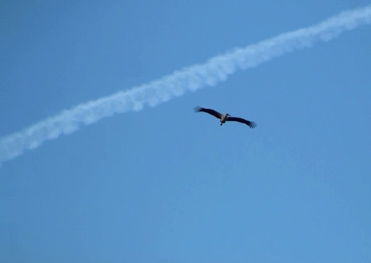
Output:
220,113,230,125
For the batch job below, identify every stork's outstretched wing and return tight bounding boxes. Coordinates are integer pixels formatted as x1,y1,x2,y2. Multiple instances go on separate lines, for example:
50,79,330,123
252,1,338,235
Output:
226,117,257,128
194,106,222,119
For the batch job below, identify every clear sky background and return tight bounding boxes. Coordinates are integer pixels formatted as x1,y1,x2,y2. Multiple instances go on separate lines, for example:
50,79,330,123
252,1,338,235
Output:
1,0,371,262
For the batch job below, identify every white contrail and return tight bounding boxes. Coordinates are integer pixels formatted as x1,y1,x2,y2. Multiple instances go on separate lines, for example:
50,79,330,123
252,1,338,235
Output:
1,5,371,164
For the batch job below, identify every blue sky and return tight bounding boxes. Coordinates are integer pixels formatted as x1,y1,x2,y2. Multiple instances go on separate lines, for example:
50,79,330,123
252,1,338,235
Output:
1,0,371,262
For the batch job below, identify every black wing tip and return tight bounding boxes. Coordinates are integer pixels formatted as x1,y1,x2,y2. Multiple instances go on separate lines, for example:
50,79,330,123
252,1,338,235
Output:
194,106,202,112
248,121,257,128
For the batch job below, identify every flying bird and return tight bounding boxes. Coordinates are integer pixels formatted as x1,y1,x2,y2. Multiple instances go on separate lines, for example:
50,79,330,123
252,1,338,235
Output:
195,106,257,128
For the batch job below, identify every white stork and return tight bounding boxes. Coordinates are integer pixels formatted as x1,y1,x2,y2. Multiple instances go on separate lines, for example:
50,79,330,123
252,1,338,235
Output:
195,106,257,128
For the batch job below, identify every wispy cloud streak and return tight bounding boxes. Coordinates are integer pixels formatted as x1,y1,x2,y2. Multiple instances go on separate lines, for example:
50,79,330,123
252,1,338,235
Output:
1,5,371,163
